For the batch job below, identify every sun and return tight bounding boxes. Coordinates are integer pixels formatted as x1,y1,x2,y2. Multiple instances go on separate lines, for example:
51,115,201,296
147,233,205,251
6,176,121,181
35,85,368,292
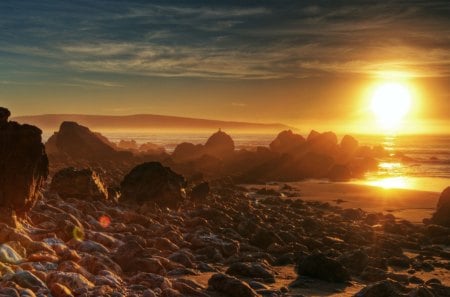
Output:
371,82,412,131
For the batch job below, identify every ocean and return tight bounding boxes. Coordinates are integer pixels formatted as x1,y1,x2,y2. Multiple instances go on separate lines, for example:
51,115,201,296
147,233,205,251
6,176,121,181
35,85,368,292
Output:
43,131,450,193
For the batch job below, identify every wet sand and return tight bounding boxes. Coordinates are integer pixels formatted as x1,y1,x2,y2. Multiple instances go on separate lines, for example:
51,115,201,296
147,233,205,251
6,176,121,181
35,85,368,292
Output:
245,181,441,223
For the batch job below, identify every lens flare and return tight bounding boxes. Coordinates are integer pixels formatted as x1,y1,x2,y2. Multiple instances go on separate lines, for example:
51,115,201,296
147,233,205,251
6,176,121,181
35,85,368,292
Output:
98,215,111,228
72,226,85,241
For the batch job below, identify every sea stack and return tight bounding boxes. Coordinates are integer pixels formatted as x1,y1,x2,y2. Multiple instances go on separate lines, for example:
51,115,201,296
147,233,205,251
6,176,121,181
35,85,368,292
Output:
431,187,450,227
0,107,48,225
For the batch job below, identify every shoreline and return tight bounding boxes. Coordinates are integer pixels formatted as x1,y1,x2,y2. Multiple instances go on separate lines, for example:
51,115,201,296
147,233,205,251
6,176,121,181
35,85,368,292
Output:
244,180,441,223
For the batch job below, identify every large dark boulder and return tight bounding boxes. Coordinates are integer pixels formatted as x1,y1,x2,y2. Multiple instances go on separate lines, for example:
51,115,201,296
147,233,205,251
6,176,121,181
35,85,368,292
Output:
47,121,128,161
0,107,48,222
208,273,258,297
204,130,235,159
354,280,407,297
431,187,450,227
296,253,350,282
50,167,108,200
269,130,305,154
172,142,204,163
306,131,339,156
120,162,186,208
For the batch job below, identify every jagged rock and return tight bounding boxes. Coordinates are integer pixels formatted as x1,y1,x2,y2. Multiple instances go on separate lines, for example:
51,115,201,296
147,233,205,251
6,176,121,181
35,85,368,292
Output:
50,168,108,200
208,273,258,297
296,253,350,282
204,130,235,159
139,142,166,155
47,121,129,161
0,107,48,222
307,131,338,156
120,162,186,208
269,130,305,154
12,271,48,291
431,187,450,227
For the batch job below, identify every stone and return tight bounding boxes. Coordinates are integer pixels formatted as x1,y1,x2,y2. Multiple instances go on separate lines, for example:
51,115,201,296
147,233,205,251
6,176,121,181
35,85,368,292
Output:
431,187,450,227
353,280,407,297
0,244,23,264
12,271,47,291
226,262,275,283
47,271,95,291
269,130,305,154
0,107,48,220
250,229,283,249
204,130,235,159
120,162,186,208
296,253,350,282
172,143,204,162
189,182,210,202
208,273,258,297
47,121,127,161
50,168,108,200
50,283,74,297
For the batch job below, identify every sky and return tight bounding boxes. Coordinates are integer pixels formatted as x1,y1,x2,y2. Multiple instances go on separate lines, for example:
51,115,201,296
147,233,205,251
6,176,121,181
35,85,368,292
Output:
0,0,449,133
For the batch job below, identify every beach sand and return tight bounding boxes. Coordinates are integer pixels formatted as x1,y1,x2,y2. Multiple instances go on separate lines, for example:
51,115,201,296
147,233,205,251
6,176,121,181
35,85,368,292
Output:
245,181,441,224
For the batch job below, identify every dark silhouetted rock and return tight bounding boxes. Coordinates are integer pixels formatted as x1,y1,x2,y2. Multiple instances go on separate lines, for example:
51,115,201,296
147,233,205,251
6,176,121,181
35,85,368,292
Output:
204,130,235,159
226,262,275,283
47,121,126,161
354,280,407,297
296,253,350,282
269,130,305,154
328,164,352,181
0,107,48,222
307,131,338,156
139,142,166,155
50,168,108,200
250,229,284,249
120,162,186,208
172,142,204,162
189,182,210,202
340,135,359,155
208,273,258,297
431,187,450,227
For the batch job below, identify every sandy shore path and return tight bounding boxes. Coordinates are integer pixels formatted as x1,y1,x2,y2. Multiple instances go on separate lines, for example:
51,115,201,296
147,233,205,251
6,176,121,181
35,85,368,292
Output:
244,181,441,223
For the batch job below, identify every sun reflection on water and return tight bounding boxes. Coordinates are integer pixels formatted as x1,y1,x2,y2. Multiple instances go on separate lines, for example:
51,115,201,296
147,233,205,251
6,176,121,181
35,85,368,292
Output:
366,176,409,189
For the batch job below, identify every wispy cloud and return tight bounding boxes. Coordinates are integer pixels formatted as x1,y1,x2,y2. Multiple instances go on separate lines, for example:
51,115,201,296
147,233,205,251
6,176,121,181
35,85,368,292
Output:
1,1,449,81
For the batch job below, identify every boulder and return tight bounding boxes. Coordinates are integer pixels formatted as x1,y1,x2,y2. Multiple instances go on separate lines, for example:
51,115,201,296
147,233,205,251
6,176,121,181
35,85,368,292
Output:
226,262,275,283
47,121,128,161
354,280,407,297
340,135,359,156
204,130,235,159
50,168,108,200
172,142,204,162
269,130,305,154
189,182,210,202
139,142,166,155
296,253,350,282
306,131,338,156
0,107,48,222
120,162,186,208
208,273,258,297
431,187,450,227
117,139,138,151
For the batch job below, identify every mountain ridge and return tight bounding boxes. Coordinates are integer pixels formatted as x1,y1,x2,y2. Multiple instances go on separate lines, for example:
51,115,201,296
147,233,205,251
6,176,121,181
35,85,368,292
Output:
13,113,294,132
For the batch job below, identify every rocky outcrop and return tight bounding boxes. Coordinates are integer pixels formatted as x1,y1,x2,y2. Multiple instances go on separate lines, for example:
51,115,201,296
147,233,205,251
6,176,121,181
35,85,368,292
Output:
431,187,450,227
50,168,108,201
46,121,129,162
269,130,305,154
172,143,204,163
204,129,234,159
0,107,48,223
120,162,186,208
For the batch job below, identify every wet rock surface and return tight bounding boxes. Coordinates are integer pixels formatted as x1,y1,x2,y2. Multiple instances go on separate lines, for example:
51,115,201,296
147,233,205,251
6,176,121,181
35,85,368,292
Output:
431,187,450,227
0,107,48,223
0,177,447,296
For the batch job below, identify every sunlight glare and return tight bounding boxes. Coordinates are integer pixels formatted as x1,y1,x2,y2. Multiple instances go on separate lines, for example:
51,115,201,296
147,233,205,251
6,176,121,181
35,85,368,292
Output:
371,83,412,131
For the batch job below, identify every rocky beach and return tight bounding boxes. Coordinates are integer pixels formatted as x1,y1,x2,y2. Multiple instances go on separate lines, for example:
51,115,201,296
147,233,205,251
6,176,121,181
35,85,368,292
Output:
1,107,449,297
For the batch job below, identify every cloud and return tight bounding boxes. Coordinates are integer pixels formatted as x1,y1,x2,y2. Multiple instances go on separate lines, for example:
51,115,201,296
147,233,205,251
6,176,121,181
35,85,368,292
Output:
1,1,449,81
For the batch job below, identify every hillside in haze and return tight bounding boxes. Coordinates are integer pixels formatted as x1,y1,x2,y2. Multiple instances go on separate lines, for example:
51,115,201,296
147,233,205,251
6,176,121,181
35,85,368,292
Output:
13,114,292,132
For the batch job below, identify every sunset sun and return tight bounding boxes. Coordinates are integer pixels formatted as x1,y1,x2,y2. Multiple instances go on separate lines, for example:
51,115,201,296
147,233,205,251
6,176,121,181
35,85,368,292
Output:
370,82,412,131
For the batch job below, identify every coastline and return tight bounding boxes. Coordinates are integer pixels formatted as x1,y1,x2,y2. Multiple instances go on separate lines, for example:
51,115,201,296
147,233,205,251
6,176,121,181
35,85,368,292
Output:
245,180,441,224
